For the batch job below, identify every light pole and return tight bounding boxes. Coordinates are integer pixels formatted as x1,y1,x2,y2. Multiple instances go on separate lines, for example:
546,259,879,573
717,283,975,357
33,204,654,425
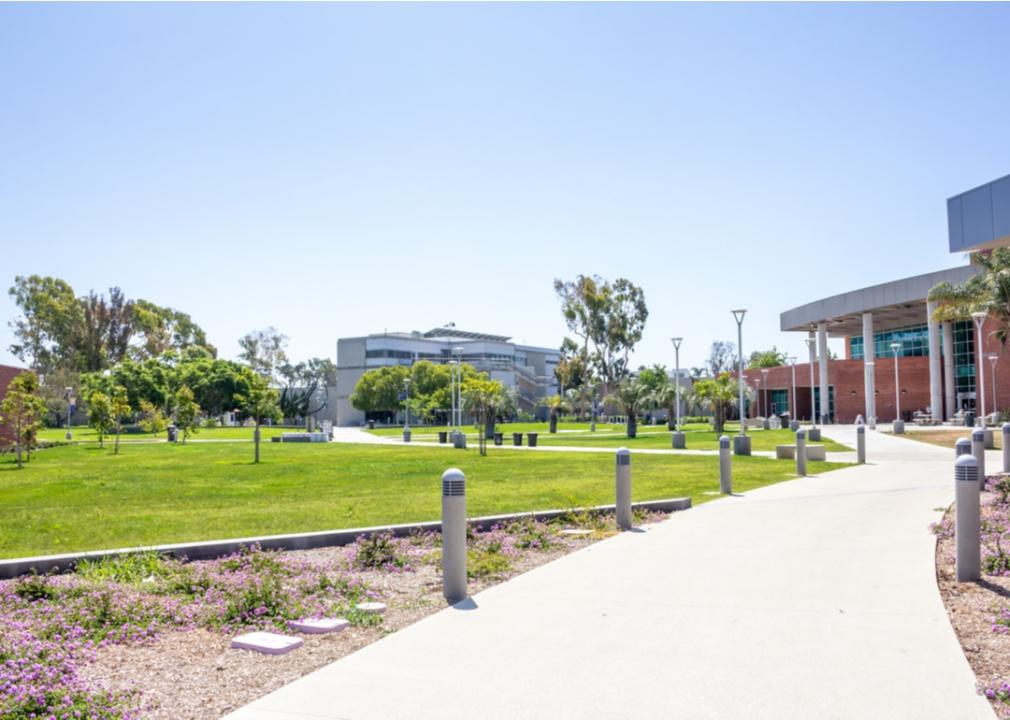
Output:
989,354,999,415
732,310,747,434
973,311,988,423
671,337,682,431
589,382,596,432
788,356,797,422
866,361,875,426
64,386,74,440
761,368,770,419
891,341,902,422
402,378,411,435
449,360,458,433
453,346,464,430
805,336,816,427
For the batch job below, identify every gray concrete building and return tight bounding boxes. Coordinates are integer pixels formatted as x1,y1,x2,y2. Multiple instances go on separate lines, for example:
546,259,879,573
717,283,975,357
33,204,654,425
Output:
336,326,560,426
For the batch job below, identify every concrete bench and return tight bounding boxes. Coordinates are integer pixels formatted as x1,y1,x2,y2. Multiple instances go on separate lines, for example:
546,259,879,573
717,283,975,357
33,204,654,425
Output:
776,444,826,461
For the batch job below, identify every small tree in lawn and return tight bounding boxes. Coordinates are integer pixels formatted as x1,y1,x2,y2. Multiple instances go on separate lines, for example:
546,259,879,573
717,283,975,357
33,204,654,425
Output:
236,374,281,463
174,385,200,444
606,379,654,439
138,399,168,435
461,375,506,456
110,385,131,455
1,371,47,468
541,395,569,434
692,372,747,434
87,390,114,449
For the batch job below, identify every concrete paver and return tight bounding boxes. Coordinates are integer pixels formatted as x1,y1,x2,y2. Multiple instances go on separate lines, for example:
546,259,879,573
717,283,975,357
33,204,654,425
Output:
223,425,994,720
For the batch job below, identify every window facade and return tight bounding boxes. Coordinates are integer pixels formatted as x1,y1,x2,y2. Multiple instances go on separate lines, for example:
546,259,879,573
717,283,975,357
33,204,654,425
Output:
851,324,929,359
770,389,789,415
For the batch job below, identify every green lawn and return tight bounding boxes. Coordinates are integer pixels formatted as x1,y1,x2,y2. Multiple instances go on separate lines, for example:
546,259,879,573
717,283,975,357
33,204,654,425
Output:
37,425,302,444
0,441,847,559
371,422,850,452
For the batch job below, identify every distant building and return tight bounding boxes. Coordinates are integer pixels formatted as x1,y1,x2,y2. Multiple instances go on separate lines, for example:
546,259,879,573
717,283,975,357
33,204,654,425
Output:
0,364,26,448
336,327,560,426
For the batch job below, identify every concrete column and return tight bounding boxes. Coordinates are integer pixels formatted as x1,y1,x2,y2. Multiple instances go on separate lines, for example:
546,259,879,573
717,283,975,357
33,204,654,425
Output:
441,468,467,604
796,429,807,477
719,436,732,494
862,312,876,422
943,322,956,420
927,300,943,422
954,454,981,582
616,448,632,530
856,425,866,464
817,323,829,423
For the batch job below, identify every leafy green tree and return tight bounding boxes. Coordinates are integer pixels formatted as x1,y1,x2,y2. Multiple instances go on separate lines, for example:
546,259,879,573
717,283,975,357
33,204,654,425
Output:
1,371,47,467
238,327,288,381
110,385,131,455
930,248,1010,345
131,299,215,359
87,391,114,449
555,337,590,393
7,275,83,374
174,385,200,445
235,373,282,463
461,375,507,456
350,365,411,420
541,394,569,434
748,347,787,369
78,287,134,372
605,379,654,439
554,275,648,395
176,357,252,418
704,341,737,376
138,399,168,435
692,372,747,434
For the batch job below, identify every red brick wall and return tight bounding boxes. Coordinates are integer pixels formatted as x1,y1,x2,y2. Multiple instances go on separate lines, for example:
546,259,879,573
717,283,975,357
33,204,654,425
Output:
0,365,26,447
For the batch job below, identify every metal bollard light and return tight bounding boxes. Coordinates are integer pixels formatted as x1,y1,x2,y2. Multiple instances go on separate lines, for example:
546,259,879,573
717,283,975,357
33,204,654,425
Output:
672,431,686,449
719,435,732,494
972,428,986,486
955,437,972,457
954,455,981,582
1003,424,1010,474
441,468,467,604
796,429,807,477
403,429,412,443
616,448,632,530
856,425,866,464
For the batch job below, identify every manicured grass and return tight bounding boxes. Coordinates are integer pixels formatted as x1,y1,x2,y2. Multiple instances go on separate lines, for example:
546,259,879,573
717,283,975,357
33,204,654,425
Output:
36,425,301,444
0,441,847,559
893,428,994,450
372,422,850,452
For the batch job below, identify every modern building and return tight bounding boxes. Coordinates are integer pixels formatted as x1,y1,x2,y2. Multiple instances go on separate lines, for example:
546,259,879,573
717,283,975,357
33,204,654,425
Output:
0,364,26,447
336,326,560,426
744,173,1010,424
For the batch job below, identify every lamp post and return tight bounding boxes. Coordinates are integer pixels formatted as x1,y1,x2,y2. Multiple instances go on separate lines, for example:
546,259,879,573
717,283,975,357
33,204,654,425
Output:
448,360,458,434
453,346,464,430
64,386,74,440
891,341,902,422
671,337,682,431
403,378,411,433
761,368,770,419
589,382,596,432
788,356,797,421
989,354,999,415
973,311,988,423
866,361,875,427
805,337,816,427
732,310,747,434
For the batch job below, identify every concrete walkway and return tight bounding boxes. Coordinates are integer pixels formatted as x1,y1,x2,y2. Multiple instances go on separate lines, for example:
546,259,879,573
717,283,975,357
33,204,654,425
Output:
223,425,994,720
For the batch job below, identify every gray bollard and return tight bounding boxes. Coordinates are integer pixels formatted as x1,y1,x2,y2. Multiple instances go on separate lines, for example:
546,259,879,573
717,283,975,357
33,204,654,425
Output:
972,428,986,486
856,425,866,464
733,435,751,456
985,428,995,450
954,454,981,582
789,420,799,432
441,468,467,604
403,429,411,443
616,448,632,530
672,431,686,449
796,429,807,477
808,427,821,442
893,419,905,434
955,437,972,458
1003,424,1010,474
452,431,466,449
719,435,732,494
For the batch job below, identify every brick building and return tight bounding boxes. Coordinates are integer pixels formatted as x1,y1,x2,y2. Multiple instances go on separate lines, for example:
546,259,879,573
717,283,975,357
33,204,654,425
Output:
0,364,26,447
743,172,1010,424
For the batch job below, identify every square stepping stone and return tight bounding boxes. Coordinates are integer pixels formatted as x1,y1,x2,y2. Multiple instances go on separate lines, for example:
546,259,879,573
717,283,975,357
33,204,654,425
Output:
356,602,387,614
230,631,303,655
288,618,350,634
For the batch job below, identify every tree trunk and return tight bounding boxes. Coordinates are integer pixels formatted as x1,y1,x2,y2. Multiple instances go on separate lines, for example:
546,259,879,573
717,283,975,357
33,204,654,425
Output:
713,405,724,434
254,424,261,463
115,428,121,455
627,414,637,439
485,414,495,443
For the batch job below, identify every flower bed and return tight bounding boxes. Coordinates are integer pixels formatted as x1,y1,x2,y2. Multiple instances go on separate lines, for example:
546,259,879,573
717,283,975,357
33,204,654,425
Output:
1,509,666,720
933,475,1010,718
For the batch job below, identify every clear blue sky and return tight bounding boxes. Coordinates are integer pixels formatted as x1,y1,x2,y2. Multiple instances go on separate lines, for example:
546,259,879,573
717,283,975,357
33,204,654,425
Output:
2,2,1009,372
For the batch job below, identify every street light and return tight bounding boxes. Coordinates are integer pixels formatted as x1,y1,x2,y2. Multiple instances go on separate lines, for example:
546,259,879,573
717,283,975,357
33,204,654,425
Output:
891,341,902,422
64,386,74,441
973,311,988,423
732,310,747,435
761,368,770,419
671,337,683,431
589,382,596,432
805,336,816,427
402,378,411,434
452,346,464,431
989,354,999,415
788,356,797,421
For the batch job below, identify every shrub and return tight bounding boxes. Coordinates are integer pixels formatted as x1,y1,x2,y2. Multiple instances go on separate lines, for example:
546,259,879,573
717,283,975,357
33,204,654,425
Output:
352,533,411,571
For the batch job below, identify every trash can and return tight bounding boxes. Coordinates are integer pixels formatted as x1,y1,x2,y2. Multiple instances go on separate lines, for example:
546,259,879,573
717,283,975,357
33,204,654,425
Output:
167,425,178,443
494,432,503,446
367,419,376,430
512,432,523,446
527,432,538,447
965,411,976,428
438,431,448,444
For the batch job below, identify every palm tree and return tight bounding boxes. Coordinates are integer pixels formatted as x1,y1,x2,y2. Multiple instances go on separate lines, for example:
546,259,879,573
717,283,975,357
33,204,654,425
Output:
654,383,680,430
930,248,1010,345
692,372,747,434
606,379,654,438
541,394,569,433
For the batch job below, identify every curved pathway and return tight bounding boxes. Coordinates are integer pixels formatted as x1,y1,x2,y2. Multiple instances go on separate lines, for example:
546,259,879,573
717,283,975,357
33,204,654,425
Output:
223,425,993,720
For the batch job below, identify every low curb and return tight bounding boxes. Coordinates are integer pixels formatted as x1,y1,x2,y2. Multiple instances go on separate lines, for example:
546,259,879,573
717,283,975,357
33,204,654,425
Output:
0,497,691,579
